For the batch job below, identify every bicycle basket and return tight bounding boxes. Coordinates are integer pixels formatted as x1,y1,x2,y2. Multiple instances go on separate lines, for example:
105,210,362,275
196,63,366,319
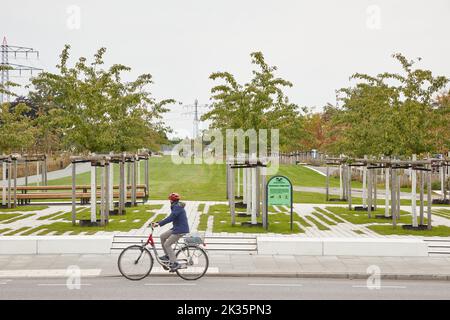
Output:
184,232,205,245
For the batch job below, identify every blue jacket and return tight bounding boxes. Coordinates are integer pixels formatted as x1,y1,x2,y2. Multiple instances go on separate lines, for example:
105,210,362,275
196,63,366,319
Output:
158,201,190,234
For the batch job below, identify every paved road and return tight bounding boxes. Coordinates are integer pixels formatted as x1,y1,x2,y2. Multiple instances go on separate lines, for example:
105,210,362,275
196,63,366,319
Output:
1,276,449,300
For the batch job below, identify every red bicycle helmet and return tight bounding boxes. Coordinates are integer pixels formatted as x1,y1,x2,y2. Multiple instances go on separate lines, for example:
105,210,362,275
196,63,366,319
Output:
168,193,180,201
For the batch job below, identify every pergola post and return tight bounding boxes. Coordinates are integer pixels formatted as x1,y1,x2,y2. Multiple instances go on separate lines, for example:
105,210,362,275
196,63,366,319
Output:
261,167,267,230
325,164,330,202
246,167,252,217
367,166,372,218
348,164,352,210
237,167,240,198
251,166,257,224
127,161,131,185
396,172,401,219
13,158,17,208
90,164,97,223
443,160,447,201
391,166,397,228
2,161,6,206
144,157,149,200
385,165,390,217
41,158,45,186
339,156,344,199
411,155,418,227
24,160,29,186
362,155,368,208
132,157,137,205
243,167,247,204
229,165,235,226
373,167,377,211
44,156,48,185
419,170,424,226
7,160,12,209
137,159,141,185
71,161,76,226
255,165,260,216
225,163,230,200
123,158,128,207
427,163,432,230
100,162,106,226
119,157,125,215
36,160,40,186
108,160,114,212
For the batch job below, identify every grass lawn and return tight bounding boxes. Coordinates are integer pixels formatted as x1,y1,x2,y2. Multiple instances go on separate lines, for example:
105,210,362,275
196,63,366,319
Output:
1,214,35,224
0,228,12,234
36,156,448,206
198,204,303,234
37,211,65,220
305,215,330,230
314,207,346,223
0,213,21,222
324,207,420,225
4,227,32,236
432,209,450,220
0,205,48,212
367,224,450,237
42,156,354,202
12,204,162,236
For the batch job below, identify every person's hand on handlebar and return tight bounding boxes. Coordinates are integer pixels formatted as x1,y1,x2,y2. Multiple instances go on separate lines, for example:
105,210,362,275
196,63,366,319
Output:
149,222,159,228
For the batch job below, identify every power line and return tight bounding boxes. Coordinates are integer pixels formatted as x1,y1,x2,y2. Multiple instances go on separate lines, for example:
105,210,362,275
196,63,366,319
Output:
181,99,210,139
1,36,42,103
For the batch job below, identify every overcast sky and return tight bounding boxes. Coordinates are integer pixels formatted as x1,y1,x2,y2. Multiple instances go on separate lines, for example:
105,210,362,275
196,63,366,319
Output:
2,0,449,138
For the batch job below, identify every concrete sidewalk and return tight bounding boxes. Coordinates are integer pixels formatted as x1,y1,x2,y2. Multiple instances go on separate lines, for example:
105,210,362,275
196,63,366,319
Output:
1,253,450,281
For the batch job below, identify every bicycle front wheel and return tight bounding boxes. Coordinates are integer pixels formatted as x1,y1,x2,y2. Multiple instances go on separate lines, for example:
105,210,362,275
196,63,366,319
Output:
118,245,153,281
175,245,209,280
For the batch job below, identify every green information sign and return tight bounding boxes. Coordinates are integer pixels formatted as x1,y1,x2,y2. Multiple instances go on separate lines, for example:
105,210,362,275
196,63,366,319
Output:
265,175,294,231
267,176,292,206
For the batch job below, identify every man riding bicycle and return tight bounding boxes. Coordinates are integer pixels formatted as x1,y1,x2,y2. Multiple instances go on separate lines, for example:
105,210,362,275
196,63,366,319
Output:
151,193,189,272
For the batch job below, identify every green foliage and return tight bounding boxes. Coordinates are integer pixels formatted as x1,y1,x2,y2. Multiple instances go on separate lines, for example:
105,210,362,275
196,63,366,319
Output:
0,102,37,153
29,45,174,153
202,51,306,152
331,53,449,156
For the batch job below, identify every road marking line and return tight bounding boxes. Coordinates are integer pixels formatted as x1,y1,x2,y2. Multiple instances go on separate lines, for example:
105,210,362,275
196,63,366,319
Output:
37,283,92,286
248,284,303,287
144,283,197,286
352,285,406,289
0,269,102,278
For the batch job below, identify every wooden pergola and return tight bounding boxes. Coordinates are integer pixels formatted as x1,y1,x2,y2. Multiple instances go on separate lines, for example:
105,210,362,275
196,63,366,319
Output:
324,156,449,230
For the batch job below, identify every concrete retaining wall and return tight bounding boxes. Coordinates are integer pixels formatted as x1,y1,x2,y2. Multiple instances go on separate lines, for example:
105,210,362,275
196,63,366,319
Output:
257,237,429,257
0,236,113,255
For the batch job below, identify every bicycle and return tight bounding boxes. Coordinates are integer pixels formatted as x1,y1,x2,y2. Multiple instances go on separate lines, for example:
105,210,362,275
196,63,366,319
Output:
117,225,209,281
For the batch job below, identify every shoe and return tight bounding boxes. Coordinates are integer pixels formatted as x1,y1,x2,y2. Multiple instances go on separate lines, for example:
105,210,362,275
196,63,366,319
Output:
159,255,169,261
169,262,180,272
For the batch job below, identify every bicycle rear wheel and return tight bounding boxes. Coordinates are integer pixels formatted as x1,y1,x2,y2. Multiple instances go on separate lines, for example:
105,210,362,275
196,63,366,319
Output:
175,245,209,280
118,245,153,280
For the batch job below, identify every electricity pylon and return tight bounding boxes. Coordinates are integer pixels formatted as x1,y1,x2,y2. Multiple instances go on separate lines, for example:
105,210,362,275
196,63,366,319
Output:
0,36,42,103
182,99,209,139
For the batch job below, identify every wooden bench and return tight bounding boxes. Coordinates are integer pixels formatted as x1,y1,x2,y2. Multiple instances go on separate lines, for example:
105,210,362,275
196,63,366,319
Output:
8,185,148,205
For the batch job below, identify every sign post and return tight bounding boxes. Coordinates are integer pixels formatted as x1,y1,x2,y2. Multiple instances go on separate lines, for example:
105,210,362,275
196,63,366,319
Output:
265,175,294,231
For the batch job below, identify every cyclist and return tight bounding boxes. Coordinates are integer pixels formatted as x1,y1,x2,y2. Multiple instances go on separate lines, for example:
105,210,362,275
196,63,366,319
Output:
151,192,189,272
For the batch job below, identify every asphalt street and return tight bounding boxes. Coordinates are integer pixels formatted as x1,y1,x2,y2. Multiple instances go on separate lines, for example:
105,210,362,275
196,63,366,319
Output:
0,276,449,300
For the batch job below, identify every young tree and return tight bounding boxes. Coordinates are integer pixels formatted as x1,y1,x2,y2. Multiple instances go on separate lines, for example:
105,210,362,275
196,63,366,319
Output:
29,45,174,153
0,102,37,153
202,51,305,152
333,53,449,157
